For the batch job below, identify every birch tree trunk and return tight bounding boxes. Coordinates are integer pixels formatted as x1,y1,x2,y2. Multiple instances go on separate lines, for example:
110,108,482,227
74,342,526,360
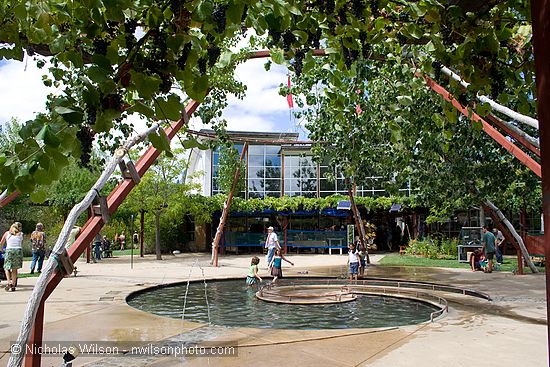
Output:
484,199,538,273
155,210,162,260
8,123,161,367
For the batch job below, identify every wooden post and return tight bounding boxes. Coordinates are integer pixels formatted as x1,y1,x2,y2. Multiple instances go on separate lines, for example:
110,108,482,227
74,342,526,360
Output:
530,2,550,360
347,179,370,264
211,143,248,267
140,210,145,257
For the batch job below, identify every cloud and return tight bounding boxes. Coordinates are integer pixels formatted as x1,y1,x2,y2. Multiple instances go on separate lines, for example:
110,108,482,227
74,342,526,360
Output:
0,44,303,137
0,58,56,124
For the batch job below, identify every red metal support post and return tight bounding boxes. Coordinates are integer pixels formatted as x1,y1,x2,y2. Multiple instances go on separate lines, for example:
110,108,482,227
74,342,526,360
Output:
529,0,549,362
25,100,200,367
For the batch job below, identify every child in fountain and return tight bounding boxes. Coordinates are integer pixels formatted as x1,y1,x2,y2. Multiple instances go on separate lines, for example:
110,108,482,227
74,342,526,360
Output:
347,244,361,282
246,256,262,287
269,248,294,284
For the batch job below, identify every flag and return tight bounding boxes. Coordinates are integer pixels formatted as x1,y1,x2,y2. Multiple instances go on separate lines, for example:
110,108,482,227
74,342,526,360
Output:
287,74,293,109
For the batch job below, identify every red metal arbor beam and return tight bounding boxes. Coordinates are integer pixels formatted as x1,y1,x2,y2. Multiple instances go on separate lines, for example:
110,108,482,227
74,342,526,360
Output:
25,100,200,367
423,75,542,178
484,114,541,157
529,0,550,363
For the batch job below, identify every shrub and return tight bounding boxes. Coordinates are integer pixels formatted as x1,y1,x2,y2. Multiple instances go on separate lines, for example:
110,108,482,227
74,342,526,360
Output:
406,236,459,259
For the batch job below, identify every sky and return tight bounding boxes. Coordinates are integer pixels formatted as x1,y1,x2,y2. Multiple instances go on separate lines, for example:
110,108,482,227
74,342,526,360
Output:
0,47,308,139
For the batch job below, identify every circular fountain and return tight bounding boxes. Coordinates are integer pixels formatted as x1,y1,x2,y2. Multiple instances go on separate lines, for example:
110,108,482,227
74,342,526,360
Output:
127,278,452,329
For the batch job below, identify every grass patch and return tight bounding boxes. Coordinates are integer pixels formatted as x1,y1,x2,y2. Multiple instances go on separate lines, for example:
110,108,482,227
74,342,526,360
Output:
378,253,540,272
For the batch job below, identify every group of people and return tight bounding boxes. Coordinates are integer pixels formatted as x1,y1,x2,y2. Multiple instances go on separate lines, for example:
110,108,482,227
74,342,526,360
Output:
246,226,294,287
0,222,47,292
470,225,506,273
92,231,139,261
246,226,370,286
347,236,367,281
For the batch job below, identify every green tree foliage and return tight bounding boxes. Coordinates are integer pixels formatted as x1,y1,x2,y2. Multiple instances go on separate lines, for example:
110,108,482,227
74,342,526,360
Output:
122,149,192,258
0,0,535,200
216,145,245,194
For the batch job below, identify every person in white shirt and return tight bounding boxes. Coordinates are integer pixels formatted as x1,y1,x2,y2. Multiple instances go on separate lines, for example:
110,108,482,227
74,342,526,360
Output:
1,222,24,292
264,226,281,269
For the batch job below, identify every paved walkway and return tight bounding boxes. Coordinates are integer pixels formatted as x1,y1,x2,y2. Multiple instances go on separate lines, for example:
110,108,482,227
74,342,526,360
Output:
0,253,547,366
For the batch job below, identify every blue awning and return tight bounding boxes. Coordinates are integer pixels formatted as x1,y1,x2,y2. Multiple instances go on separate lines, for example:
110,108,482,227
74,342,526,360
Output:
321,208,351,217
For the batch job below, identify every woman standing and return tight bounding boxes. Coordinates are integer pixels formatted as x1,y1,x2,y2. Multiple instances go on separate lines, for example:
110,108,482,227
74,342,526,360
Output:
30,223,47,274
1,222,24,291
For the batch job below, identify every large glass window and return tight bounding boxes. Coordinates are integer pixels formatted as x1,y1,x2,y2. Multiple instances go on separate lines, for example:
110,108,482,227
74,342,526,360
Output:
246,145,282,198
212,144,245,196
284,154,318,197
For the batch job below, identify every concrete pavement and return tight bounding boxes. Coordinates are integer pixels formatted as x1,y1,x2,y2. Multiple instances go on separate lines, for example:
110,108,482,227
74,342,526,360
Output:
0,252,547,367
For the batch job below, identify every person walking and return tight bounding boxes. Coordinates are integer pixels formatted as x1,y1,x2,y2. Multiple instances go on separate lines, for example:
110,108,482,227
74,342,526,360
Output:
1,222,24,291
482,225,496,273
493,228,505,264
264,226,280,270
30,223,47,274
132,231,139,249
94,233,102,261
119,232,126,251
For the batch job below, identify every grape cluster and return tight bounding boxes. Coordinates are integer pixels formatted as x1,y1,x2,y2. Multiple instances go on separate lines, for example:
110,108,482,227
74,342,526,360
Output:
268,29,282,46
153,31,168,60
293,49,305,77
76,126,94,168
86,106,97,125
311,28,321,49
207,45,221,67
93,38,109,56
441,26,452,46
212,5,227,34
432,61,442,80
197,57,207,74
170,0,183,15
399,12,410,22
101,93,123,110
282,31,296,51
351,0,365,19
342,46,358,69
177,43,192,70
370,0,380,17
159,73,172,93
124,19,138,48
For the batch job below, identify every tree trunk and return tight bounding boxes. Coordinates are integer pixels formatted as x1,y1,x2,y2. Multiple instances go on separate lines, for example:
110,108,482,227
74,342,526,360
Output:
155,210,162,260
347,184,370,264
483,199,538,273
211,143,248,266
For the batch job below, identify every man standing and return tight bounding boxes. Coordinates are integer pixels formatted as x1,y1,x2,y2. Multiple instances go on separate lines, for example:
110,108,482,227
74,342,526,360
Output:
132,231,139,249
493,228,505,264
265,226,281,269
482,226,497,273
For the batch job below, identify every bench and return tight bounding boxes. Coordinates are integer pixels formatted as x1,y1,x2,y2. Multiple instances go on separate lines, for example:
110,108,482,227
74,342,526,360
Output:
287,241,348,255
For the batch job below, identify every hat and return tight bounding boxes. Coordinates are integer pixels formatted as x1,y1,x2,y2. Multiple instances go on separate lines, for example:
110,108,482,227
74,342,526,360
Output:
268,226,274,230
